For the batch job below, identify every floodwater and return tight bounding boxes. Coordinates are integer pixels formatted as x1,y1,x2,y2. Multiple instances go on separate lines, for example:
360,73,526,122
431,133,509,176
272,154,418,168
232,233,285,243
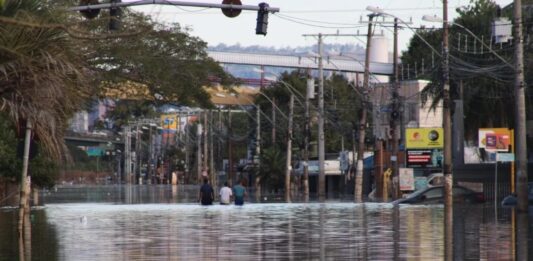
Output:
1,185,532,260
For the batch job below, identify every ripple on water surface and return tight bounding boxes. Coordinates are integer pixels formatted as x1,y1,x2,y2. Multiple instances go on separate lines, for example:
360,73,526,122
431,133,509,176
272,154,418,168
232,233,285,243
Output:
40,203,452,260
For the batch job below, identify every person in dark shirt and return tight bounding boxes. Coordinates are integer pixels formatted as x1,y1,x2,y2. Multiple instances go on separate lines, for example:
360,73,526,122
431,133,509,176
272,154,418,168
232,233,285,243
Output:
233,179,247,206
199,178,214,205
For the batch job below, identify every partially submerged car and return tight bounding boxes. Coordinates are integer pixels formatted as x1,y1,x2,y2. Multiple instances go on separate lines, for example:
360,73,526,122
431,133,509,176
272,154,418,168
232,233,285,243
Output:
393,185,485,205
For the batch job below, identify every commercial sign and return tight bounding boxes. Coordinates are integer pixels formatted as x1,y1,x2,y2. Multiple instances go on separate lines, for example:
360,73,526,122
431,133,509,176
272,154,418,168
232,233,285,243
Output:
406,149,443,168
497,153,515,162
405,128,443,149
160,114,178,133
86,147,103,157
478,128,512,152
399,168,415,191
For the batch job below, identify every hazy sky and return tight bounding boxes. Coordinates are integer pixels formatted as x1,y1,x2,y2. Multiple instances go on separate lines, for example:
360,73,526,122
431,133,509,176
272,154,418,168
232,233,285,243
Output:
132,0,513,52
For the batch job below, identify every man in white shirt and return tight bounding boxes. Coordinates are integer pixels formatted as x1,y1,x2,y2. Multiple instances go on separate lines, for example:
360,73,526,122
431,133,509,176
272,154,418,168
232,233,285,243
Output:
219,181,233,205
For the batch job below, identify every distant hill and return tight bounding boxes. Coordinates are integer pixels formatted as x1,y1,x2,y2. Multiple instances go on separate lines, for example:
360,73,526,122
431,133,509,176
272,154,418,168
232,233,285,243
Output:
208,43,366,79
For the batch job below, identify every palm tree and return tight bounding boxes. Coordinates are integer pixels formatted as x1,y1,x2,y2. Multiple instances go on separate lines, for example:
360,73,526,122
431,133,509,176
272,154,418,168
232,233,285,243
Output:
257,147,286,194
0,0,91,229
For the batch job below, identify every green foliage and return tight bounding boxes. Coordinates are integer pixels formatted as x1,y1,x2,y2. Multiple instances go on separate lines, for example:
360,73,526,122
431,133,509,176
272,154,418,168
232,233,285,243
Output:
0,0,92,160
401,0,520,140
0,114,19,179
0,112,59,188
29,155,58,189
255,70,362,157
106,100,157,131
257,147,285,190
323,73,363,152
78,13,236,108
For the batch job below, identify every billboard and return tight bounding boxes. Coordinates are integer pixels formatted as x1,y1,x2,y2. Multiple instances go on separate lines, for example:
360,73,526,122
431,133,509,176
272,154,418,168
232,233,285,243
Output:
406,149,443,168
405,128,444,149
160,114,178,133
478,128,512,152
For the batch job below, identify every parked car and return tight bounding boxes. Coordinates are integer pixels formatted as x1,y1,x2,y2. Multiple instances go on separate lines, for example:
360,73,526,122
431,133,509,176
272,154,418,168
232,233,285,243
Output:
426,173,444,187
501,183,533,206
393,185,485,205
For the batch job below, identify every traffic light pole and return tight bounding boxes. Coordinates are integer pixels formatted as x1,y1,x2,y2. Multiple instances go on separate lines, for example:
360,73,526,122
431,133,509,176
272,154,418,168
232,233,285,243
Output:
69,0,279,13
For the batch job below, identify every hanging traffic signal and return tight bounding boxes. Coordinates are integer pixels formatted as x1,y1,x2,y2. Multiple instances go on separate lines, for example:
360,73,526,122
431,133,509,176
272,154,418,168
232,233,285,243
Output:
109,0,122,31
79,0,100,19
255,3,269,35
221,0,242,18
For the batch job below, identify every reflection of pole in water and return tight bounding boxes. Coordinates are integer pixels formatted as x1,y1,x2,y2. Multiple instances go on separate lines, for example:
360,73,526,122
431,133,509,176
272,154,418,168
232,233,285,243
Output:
288,208,294,261
319,206,325,260
515,210,528,261
172,184,178,203
392,206,400,260
454,208,465,260
125,184,134,204
18,213,31,261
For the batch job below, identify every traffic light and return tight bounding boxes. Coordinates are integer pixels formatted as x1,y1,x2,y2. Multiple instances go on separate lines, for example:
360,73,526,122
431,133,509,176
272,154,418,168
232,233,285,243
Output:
79,0,100,19
109,0,122,31
255,3,269,35
221,0,242,18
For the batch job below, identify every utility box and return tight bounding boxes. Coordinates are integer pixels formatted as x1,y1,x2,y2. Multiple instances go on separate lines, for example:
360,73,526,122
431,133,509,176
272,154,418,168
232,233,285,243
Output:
492,17,512,44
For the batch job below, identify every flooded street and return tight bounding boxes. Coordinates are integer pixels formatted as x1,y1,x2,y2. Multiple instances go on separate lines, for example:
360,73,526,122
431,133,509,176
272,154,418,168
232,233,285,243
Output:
1,185,531,260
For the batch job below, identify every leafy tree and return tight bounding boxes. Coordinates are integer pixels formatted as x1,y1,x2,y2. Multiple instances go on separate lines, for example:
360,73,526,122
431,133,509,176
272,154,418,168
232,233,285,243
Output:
0,114,20,180
401,0,521,140
0,112,58,188
0,0,92,161
252,70,363,192
77,11,235,111
256,70,362,157
257,147,285,191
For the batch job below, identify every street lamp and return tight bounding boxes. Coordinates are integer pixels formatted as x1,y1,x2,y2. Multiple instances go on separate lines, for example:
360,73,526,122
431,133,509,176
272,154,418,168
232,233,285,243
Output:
366,6,384,14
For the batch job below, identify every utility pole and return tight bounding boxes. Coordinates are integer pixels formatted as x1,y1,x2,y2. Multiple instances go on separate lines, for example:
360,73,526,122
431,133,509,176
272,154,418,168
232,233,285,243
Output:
203,111,209,176
304,69,313,201
210,110,216,190
513,0,528,213
355,14,374,203
513,1,529,259
317,33,326,201
302,32,369,201
228,110,234,185
285,95,294,202
272,98,276,144
256,106,261,163
197,121,203,183
217,109,222,179
255,105,262,200
124,125,132,184
185,118,190,183
135,122,141,184
148,123,154,184
18,119,32,233
442,1,453,260
391,18,400,200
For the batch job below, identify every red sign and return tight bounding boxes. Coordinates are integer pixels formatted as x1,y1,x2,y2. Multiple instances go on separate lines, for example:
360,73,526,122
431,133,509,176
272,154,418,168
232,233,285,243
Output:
407,149,443,168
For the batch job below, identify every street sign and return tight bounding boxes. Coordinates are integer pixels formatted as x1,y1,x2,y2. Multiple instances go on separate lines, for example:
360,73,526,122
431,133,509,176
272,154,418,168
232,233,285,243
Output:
497,153,515,162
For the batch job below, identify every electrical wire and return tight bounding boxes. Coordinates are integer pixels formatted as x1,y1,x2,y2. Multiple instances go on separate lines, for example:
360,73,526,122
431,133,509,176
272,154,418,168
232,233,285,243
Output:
273,13,365,29
274,13,363,27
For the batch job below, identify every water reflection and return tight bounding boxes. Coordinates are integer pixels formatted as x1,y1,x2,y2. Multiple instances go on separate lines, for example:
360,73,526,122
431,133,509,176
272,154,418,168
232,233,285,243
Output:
0,185,530,260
